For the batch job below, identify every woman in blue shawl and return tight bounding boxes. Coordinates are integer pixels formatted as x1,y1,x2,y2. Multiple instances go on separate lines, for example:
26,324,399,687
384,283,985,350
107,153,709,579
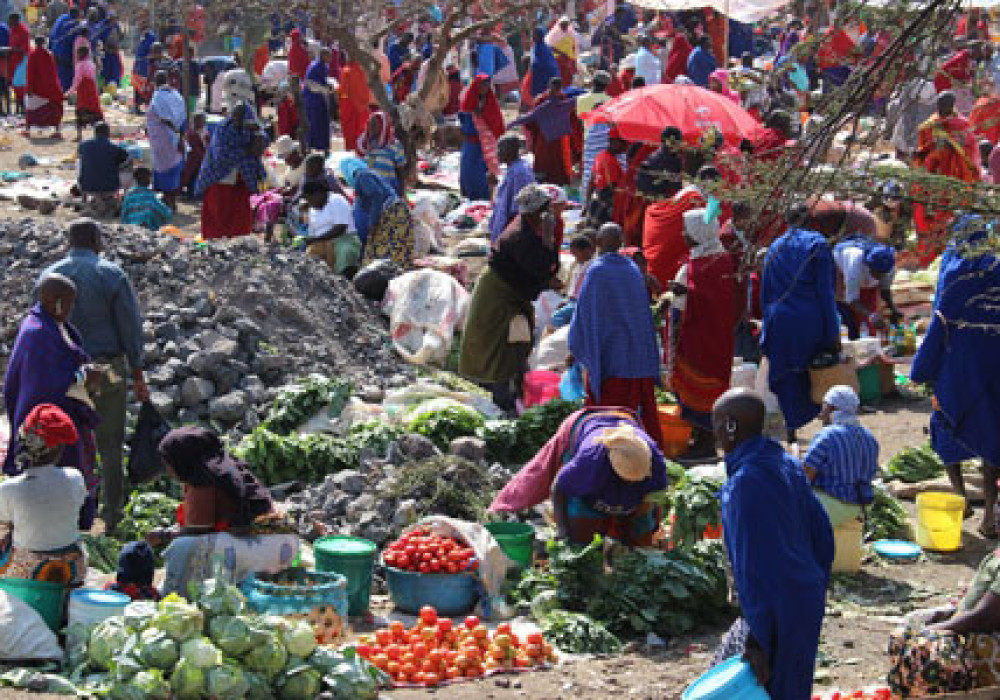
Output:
912,215,1000,537
340,157,416,270
760,205,840,439
195,103,267,239
132,30,155,112
3,275,100,527
303,48,332,154
530,27,558,99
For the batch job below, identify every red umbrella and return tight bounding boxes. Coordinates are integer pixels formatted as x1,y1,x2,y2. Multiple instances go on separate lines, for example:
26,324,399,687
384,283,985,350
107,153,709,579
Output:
583,84,764,147
970,96,1000,145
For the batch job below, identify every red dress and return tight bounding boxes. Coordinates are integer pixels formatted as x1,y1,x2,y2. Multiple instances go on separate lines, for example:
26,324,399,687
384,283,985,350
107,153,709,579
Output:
276,96,299,138
643,186,706,288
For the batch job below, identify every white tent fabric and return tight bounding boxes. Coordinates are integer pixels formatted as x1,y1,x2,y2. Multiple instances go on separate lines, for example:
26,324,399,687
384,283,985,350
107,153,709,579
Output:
629,0,793,22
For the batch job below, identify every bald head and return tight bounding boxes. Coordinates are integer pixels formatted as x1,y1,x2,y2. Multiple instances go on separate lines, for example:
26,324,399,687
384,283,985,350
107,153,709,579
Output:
712,389,767,453
67,218,102,252
597,223,623,254
937,91,956,117
38,273,77,322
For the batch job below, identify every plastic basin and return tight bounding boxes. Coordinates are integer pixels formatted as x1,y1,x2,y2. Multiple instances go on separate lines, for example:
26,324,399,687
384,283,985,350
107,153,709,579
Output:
385,566,480,617
0,578,66,632
682,656,770,700
915,491,965,552
314,536,377,616
484,521,535,569
657,405,692,458
68,589,130,628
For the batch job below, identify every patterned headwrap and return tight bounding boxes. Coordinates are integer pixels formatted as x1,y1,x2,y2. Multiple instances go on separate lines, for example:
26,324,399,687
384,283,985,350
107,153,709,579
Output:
515,184,552,214
19,403,79,463
823,385,860,426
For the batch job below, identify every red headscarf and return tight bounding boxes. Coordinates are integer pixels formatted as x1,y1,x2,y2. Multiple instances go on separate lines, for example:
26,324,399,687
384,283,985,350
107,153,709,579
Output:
356,110,395,156
21,403,79,448
459,73,504,138
287,29,310,79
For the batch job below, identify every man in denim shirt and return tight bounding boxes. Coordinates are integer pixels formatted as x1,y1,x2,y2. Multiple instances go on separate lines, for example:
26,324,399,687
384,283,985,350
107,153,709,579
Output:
41,218,148,532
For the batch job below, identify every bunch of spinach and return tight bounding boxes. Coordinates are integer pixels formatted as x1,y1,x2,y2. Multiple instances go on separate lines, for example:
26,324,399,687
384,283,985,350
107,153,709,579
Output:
479,399,582,465
540,611,622,654
667,475,724,549
261,375,352,435
406,406,485,450
117,492,181,542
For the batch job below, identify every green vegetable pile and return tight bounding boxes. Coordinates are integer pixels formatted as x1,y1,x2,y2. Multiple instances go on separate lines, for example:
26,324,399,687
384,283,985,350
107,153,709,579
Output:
261,375,352,434
518,536,732,645
407,405,485,451
866,483,914,542
82,534,122,574
117,492,181,543
387,455,495,522
667,475,724,550
237,420,404,485
539,611,622,655
65,578,385,700
479,399,582,465
885,443,945,483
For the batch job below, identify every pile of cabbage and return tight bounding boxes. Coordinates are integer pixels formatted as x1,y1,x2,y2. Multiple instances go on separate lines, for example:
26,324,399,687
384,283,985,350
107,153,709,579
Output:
65,578,383,700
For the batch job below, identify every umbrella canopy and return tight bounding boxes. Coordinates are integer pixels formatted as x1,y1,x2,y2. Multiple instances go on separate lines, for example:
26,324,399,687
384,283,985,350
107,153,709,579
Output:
970,96,1000,144
583,84,764,146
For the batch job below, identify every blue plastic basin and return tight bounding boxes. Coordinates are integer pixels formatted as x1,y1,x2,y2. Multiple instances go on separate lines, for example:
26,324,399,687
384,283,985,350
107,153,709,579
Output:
385,566,480,617
682,656,770,700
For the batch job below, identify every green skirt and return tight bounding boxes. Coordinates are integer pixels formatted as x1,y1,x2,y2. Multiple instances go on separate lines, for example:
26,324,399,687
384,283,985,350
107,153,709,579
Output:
458,268,534,384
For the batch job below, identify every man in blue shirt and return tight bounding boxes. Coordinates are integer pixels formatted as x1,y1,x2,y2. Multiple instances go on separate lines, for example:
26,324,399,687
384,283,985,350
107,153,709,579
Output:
41,219,148,533
78,122,130,218
686,36,718,87
488,134,535,243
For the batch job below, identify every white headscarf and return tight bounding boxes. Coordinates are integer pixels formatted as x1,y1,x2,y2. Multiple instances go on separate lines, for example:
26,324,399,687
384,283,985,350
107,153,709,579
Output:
683,209,725,259
823,385,860,426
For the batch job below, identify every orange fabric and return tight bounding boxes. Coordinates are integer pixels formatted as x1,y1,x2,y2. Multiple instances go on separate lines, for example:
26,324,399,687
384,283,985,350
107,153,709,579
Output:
970,97,1000,145
253,45,269,76
704,10,726,73
337,61,372,110
915,114,980,183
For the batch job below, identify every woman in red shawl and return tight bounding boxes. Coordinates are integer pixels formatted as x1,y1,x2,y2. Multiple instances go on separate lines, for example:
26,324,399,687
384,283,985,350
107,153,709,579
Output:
391,59,419,103
458,74,504,200
287,29,310,80
22,36,63,138
663,32,692,83
252,44,270,77
338,59,371,152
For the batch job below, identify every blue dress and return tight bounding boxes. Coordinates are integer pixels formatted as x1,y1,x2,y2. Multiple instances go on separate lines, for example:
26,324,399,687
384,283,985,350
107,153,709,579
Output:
458,112,489,201
760,228,840,430
912,223,1000,465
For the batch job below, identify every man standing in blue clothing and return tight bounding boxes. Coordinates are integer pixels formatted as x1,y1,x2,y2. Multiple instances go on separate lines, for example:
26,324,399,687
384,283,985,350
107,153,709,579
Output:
488,134,535,243
41,219,148,533
686,36,718,87
49,7,80,90
711,389,833,700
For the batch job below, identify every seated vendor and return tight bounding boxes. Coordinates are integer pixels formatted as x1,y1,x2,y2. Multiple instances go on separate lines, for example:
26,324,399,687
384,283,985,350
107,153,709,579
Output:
0,404,88,586
802,386,878,527
105,540,160,601
148,427,298,594
490,409,668,547
888,503,1000,696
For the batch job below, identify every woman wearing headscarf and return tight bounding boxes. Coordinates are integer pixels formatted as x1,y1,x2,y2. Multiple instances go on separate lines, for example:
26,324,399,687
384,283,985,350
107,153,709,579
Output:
0,404,89,585
149,427,298,595
668,209,736,460
460,184,558,411
338,56,371,152
511,76,577,186
490,410,669,546
663,30,692,83
529,27,558,100
3,275,100,527
195,103,267,239
303,47,333,153
286,28,310,80
22,36,63,138
802,385,878,528
357,110,405,196
545,16,578,86
146,71,186,209
708,69,740,104
458,73,504,201
341,157,416,270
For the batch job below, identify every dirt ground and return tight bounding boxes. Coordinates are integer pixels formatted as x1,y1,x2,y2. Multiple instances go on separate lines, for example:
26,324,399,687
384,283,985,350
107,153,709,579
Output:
0,104,983,699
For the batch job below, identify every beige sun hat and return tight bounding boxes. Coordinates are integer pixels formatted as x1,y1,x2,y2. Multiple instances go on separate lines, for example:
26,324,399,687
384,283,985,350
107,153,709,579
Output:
596,425,652,482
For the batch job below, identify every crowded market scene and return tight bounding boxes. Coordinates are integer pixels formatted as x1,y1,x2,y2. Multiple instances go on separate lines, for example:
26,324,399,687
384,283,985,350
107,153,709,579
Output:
1,0,1000,697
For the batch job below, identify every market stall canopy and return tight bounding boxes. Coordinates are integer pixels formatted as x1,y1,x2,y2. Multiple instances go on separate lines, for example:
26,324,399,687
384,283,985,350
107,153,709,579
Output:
583,83,765,146
629,0,794,23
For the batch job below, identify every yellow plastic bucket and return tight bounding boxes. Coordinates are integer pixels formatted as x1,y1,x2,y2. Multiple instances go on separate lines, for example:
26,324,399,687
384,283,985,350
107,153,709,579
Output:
831,518,863,573
915,492,966,552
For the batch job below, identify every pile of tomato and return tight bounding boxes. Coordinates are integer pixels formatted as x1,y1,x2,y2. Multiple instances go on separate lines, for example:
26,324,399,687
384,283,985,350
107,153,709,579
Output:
812,690,891,700
356,606,557,687
382,527,479,574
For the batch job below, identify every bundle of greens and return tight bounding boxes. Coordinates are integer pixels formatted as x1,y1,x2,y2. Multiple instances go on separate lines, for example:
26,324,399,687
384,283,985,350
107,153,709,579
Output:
406,405,485,451
539,611,622,655
387,456,495,522
866,483,914,542
117,492,181,543
261,375,352,435
667,476,724,550
884,444,945,483
479,399,582,465
519,536,732,643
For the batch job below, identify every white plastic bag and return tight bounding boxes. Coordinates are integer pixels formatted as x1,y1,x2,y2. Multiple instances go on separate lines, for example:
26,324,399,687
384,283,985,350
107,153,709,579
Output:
0,590,62,661
383,270,470,366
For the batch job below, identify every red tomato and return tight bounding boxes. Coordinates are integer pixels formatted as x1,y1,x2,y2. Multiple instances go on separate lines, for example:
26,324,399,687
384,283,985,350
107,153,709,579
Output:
496,623,512,637
429,559,441,572
464,616,480,630
525,632,544,645
396,555,410,569
375,629,392,646
412,642,429,658
356,643,372,659
418,562,431,573
438,618,453,633
420,606,438,625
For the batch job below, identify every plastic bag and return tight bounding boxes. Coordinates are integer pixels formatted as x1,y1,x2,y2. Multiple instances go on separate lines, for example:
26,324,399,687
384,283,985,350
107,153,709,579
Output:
127,401,171,485
352,259,401,302
0,590,62,661
382,270,470,365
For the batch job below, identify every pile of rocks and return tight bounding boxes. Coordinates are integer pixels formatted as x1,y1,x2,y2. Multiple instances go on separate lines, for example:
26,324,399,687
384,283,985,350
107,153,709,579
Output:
0,219,414,435
284,434,514,547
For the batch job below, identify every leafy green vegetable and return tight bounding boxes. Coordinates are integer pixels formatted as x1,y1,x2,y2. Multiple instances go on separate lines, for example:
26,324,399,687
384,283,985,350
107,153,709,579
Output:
136,629,179,670
170,658,206,700
311,647,385,700
243,627,288,679
81,534,120,574
885,443,945,483
280,620,318,659
262,374,352,434
277,664,323,700
117,492,181,543
540,611,623,654
179,637,223,669
193,578,246,618
480,399,582,464
407,405,485,450
244,671,276,700
209,615,254,657
206,663,249,699
867,483,914,542
89,618,132,671
152,594,204,642
667,475,724,550
128,670,170,699
387,455,494,522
